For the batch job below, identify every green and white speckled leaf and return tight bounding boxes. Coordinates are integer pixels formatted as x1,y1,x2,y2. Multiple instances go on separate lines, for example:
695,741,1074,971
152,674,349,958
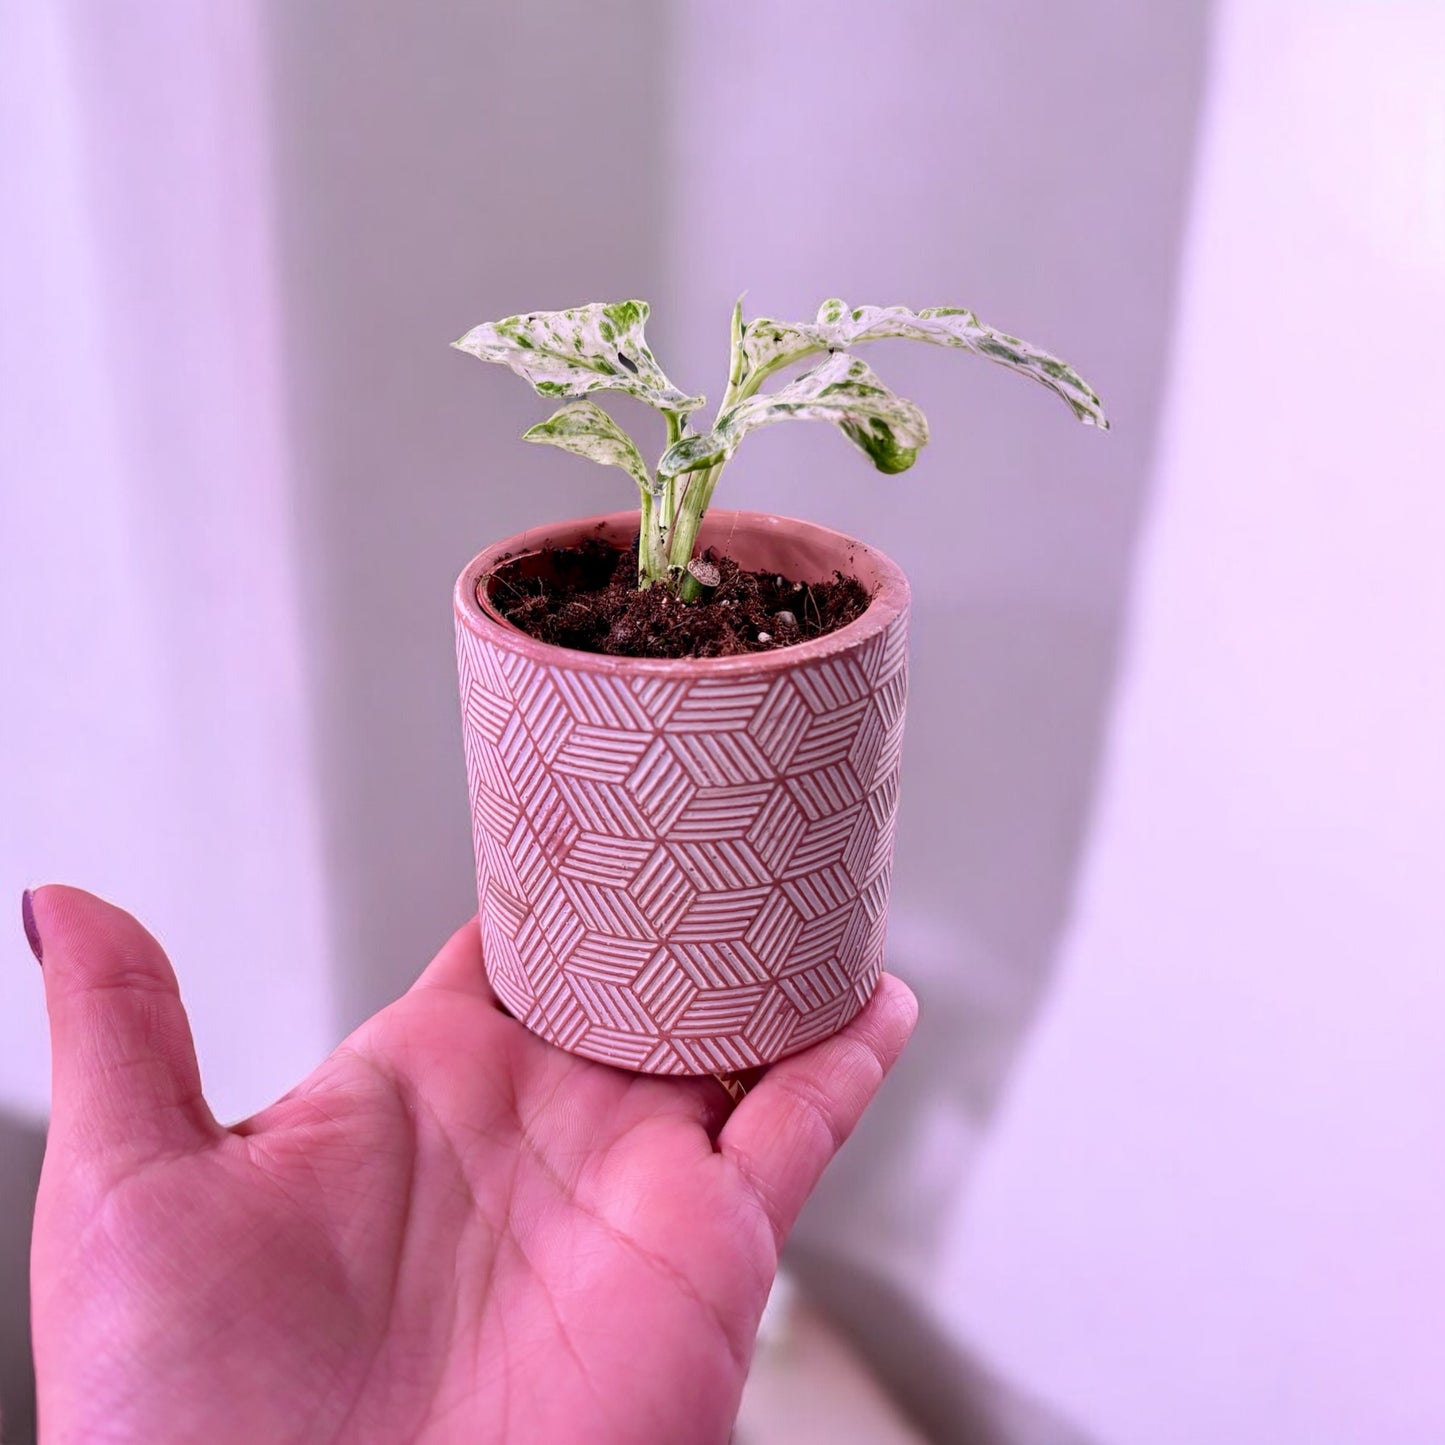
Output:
659,354,928,479
736,317,825,389
453,301,704,414
738,299,1109,428
523,400,653,495
816,299,1108,427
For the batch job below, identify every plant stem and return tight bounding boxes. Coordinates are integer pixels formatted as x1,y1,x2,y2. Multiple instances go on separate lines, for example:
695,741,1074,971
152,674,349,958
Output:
660,410,684,539
645,406,695,582
667,462,722,574
638,487,655,588
661,304,826,585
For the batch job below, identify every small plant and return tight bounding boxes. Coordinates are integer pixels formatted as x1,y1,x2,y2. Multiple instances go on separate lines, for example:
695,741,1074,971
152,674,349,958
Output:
454,297,1108,591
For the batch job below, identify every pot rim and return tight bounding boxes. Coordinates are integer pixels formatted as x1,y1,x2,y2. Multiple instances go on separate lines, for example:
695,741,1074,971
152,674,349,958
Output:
453,508,909,677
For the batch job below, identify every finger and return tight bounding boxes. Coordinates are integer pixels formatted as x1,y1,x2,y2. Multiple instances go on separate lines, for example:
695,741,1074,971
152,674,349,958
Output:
717,973,918,1248
28,885,220,1166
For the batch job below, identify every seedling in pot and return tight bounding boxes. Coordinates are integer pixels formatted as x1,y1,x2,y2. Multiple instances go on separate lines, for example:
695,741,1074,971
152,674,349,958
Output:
453,296,1108,590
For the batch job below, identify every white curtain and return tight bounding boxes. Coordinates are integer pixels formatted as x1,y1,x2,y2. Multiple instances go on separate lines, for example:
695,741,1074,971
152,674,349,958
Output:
1,3,332,1123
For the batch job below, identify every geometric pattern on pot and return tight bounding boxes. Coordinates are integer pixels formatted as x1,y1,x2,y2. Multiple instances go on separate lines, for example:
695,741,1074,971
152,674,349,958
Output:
454,514,910,1075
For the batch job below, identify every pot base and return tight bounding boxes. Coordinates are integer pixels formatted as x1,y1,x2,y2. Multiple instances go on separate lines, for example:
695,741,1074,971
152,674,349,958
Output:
487,938,885,1075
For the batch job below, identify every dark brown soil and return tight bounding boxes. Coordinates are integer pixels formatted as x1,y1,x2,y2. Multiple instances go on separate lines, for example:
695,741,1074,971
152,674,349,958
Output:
485,538,870,659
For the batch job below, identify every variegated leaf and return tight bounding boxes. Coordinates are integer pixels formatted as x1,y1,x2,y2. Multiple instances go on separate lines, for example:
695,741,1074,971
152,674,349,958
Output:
737,316,825,389
738,299,1109,428
453,301,704,414
815,299,1108,427
523,400,653,495
659,354,928,479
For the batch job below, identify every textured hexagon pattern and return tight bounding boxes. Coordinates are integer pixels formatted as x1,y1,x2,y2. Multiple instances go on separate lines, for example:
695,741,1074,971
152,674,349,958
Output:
455,601,908,1074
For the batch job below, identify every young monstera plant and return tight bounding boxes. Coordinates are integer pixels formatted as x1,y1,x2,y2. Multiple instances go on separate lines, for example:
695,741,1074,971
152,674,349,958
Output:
453,297,1108,590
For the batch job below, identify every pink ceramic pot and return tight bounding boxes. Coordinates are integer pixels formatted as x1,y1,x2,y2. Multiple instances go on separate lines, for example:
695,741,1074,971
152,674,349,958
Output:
453,509,910,1074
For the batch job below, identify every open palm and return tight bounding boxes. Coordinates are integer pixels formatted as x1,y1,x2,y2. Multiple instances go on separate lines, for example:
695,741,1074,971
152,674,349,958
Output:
26,885,916,1445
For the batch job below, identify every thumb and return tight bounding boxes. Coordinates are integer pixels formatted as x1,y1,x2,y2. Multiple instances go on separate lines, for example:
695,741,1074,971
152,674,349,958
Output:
25,885,219,1168
718,973,918,1250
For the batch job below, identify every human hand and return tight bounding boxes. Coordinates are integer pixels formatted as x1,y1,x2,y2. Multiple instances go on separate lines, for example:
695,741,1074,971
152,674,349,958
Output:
25,885,916,1444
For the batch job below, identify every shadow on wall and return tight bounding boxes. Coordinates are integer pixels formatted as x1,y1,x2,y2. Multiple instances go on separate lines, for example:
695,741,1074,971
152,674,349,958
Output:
265,0,680,1033
788,1247,1100,1445
691,3,1214,1439
0,1116,43,1445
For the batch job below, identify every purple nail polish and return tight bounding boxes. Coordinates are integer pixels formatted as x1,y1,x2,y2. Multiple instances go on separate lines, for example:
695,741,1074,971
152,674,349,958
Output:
21,889,42,965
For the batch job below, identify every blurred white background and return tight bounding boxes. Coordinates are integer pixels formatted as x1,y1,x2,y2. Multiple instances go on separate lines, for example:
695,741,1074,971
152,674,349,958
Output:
2,2,1442,1442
